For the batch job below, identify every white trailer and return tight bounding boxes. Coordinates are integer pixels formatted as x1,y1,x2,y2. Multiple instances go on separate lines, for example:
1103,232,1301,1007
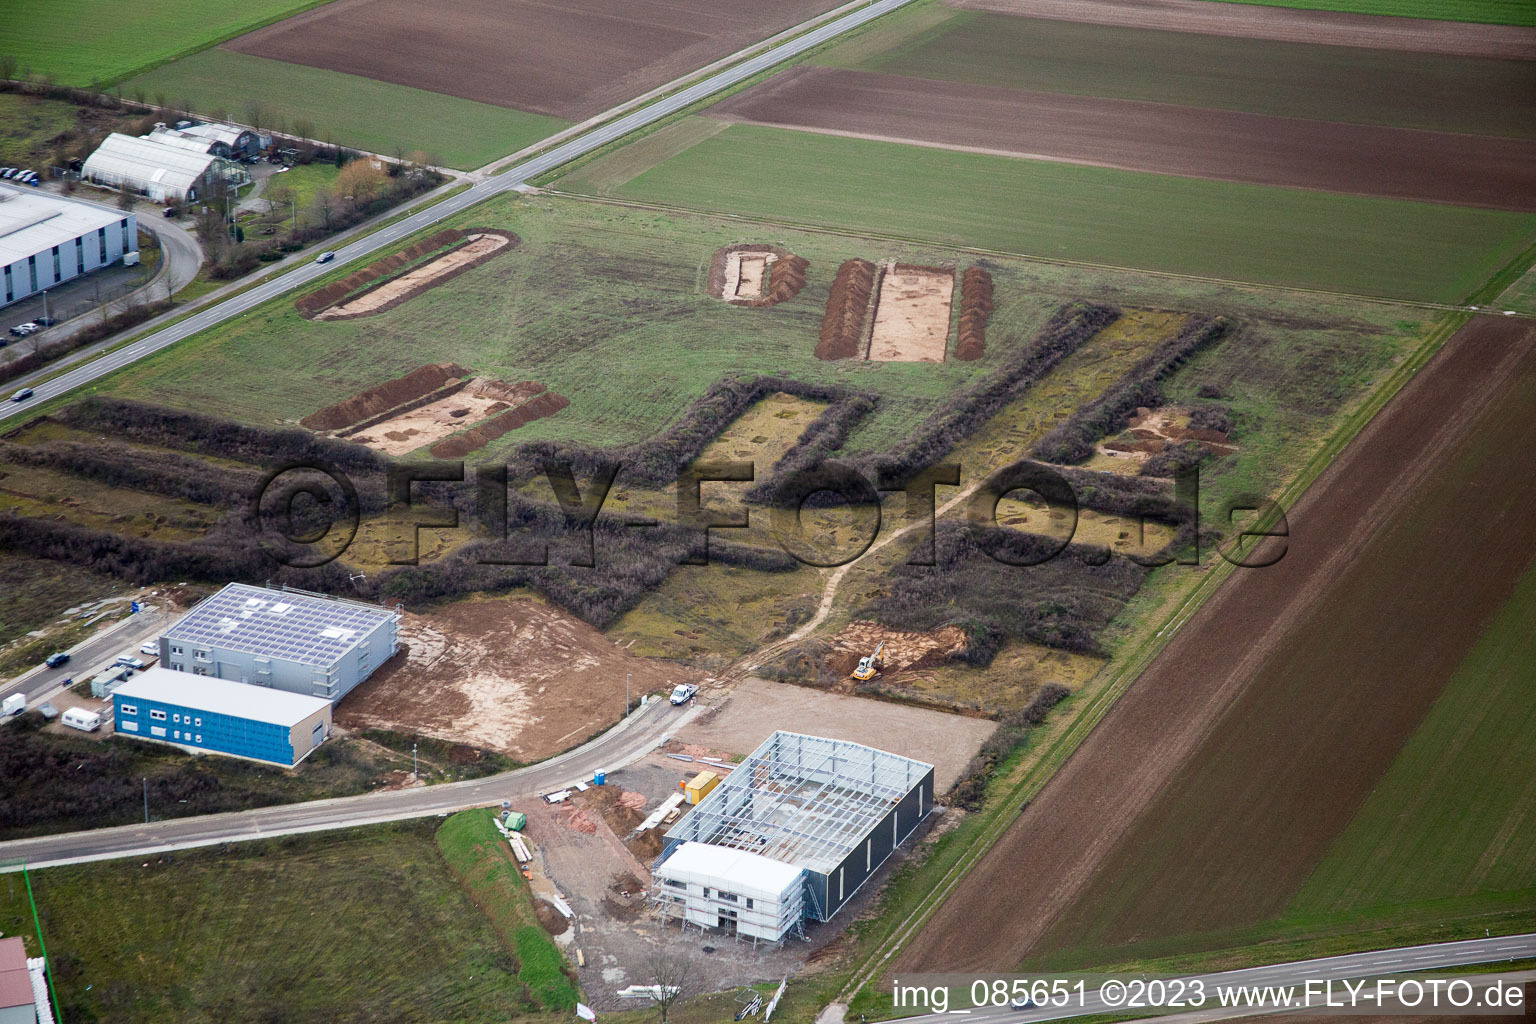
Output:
2,693,25,716
61,707,102,732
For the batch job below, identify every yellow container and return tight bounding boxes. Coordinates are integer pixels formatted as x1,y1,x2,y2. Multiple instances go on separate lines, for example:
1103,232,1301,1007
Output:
684,770,720,804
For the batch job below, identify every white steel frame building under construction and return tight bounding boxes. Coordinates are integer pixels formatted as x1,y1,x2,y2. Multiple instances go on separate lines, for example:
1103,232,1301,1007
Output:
652,731,934,942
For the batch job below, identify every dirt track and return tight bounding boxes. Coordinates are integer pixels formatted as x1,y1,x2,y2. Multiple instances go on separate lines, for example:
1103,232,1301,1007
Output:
941,0,1536,58
710,67,1536,211
894,316,1536,972
226,0,844,120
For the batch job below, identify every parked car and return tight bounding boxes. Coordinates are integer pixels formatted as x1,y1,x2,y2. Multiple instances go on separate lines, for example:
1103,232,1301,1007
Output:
0,168,14,178
10,388,34,403
17,170,33,183
314,250,336,264
33,316,57,327
163,206,178,217
25,175,40,186
9,322,38,337
114,656,147,671
44,652,70,669
139,642,159,656
669,683,699,705
1011,996,1036,1011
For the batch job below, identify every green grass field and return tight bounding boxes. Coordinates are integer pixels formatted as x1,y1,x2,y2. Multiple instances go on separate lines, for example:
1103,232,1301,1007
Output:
589,123,1535,302
1498,266,1536,313
817,9,1536,138
0,820,533,1023
124,50,568,169
1291,559,1536,915
0,556,125,646
0,0,337,86
1204,0,1536,26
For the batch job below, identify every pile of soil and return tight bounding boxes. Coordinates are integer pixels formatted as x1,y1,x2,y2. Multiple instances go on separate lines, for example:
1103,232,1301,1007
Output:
816,258,877,360
533,898,568,935
429,390,570,458
956,266,994,361
300,362,471,430
295,229,464,316
706,245,809,306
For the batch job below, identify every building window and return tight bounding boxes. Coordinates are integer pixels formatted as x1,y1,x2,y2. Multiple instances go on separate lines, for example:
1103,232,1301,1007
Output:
150,725,166,738
718,892,738,903
3,264,10,303
121,218,131,250
149,709,167,721
52,245,60,280
663,879,685,889
745,898,754,909
121,720,139,732
173,713,181,723
195,734,202,743
121,704,137,716
28,254,37,292
98,227,106,263
76,236,84,269
173,730,181,740
171,646,183,655
194,717,202,727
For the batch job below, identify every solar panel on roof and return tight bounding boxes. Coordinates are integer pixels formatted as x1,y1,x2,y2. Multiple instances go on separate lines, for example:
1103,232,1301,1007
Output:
164,583,396,668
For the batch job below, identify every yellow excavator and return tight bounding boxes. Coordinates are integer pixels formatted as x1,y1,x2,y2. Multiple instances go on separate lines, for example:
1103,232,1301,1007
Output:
851,641,884,682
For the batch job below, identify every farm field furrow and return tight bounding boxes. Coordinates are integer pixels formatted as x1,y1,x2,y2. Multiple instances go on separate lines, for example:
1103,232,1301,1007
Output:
222,0,847,120
892,315,1536,974
598,123,1536,302
122,50,567,170
817,10,1536,137
709,67,1536,211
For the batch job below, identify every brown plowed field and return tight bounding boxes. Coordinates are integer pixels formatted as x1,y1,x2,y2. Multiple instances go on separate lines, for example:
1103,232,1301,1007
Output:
225,0,844,120
941,0,1536,59
710,67,1536,211
895,315,1536,973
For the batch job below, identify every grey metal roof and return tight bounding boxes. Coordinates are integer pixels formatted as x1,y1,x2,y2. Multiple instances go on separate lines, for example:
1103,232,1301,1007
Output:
113,667,332,725
0,184,126,266
81,132,219,193
662,731,934,875
163,583,397,669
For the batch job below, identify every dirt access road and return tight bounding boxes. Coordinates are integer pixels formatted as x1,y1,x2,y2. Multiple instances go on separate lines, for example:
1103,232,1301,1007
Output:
711,67,1536,211
896,316,1536,972
228,0,848,119
943,0,1536,58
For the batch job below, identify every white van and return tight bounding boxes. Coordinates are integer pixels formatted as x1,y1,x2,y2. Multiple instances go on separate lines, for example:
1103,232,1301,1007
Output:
61,707,102,732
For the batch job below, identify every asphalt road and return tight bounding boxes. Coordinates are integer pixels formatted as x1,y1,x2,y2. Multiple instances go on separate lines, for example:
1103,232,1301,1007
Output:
0,606,171,712
0,0,912,425
0,697,696,870
881,933,1536,1024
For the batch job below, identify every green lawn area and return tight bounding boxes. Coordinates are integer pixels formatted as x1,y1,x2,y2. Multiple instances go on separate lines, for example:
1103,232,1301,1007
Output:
817,10,1536,138
266,161,340,215
1199,0,1536,26
1498,266,1536,313
1290,559,1536,915
0,0,338,86
0,820,535,1024
592,122,1535,303
124,50,568,169
436,809,578,1011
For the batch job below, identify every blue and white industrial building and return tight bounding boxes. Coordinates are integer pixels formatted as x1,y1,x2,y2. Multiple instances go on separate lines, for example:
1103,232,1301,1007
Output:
112,667,333,767
652,731,935,942
158,583,399,701
1,183,138,308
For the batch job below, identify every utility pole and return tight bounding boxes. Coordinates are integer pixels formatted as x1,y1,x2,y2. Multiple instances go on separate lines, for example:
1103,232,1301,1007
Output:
142,777,148,823
626,673,631,717
412,742,418,782
41,290,48,325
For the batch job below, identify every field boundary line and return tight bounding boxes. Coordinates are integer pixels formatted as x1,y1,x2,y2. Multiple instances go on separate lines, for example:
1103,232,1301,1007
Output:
544,190,1536,315
834,308,1469,1003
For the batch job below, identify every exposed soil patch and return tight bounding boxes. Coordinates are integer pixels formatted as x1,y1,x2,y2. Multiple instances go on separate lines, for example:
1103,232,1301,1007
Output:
429,391,571,459
333,593,701,762
817,258,878,360
296,229,463,317
709,67,1536,211
868,263,955,362
896,316,1536,972
821,620,969,679
956,266,994,361
300,362,470,431
939,0,1536,59
1098,405,1236,466
225,0,848,120
344,377,550,456
311,230,518,321
533,898,567,935
705,244,808,306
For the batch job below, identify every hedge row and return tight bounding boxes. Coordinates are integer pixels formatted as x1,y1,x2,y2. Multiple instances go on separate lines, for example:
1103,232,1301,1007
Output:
1033,315,1231,464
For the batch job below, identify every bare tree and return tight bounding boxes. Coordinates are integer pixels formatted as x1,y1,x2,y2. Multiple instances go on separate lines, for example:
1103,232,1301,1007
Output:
0,54,17,82
115,184,135,210
643,951,691,1024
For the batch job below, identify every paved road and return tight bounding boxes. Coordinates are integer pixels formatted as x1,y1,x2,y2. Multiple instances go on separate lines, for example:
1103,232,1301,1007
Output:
0,0,912,425
881,934,1536,1024
0,606,171,714
0,697,696,870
